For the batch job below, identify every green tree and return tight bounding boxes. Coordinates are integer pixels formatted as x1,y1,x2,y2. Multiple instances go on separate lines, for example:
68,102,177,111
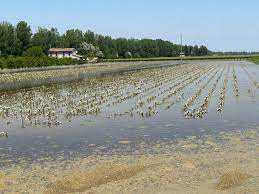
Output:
115,38,129,58
1,20,212,59
188,46,193,56
32,27,60,53
199,45,208,56
0,22,15,56
84,30,97,45
184,45,189,56
60,29,83,49
193,45,199,56
24,46,45,57
16,21,32,54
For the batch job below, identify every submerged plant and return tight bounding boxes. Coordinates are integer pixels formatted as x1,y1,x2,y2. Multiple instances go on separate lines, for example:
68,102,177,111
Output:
216,170,251,190
45,163,146,194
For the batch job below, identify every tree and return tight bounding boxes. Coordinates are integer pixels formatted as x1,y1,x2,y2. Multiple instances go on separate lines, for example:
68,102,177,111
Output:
16,21,32,54
193,45,199,56
0,22,16,56
199,45,208,56
188,46,193,56
84,30,96,45
79,42,96,56
96,50,104,58
24,46,45,57
115,38,129,58
78,42,103,58
60,29,83,49
32,27,60,54
125,51,132,58
0,20,212,59
184,45,189,56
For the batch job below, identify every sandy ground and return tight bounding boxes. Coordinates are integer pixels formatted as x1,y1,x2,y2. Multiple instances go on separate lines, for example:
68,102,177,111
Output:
0,128,258,194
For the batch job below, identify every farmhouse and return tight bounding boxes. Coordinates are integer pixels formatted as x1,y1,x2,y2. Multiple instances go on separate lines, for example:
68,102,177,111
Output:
180,52,186,58
48,48,83,60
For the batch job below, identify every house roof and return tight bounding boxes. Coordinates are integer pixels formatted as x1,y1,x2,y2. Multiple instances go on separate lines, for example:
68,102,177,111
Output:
49,48,75,52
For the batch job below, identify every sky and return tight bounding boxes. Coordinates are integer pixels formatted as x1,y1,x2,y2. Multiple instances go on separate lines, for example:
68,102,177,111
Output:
1,0,259,52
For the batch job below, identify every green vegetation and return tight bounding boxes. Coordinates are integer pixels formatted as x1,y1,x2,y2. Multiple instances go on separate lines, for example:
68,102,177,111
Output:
24,46,45,57
102,55,252,62
0,57,84,69
0,20,209,60
1,20,258,69
248,56,259,64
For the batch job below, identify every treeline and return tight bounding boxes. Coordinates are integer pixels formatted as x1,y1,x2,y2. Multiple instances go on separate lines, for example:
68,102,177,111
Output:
213,51,259,55
0,20,210,59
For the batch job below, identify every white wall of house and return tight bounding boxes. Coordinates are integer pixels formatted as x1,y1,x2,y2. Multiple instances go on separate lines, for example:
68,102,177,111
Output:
49,49,82,60
49,51,77,58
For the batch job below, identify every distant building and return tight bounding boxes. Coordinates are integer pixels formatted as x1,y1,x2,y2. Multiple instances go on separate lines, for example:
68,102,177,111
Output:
48,48,83,60
180,52,185,57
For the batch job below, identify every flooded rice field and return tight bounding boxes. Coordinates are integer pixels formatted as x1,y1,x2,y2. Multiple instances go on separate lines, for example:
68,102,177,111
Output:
0,60,258,193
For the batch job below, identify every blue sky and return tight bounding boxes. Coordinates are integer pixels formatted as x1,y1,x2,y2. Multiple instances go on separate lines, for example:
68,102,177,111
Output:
1,0,259,51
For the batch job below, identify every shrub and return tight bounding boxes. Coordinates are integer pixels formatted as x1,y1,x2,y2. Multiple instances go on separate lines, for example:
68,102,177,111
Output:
24,47,45,57
0,56,85,69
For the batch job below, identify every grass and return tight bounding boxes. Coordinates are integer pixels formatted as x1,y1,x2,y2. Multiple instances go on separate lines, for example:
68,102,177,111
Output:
216,170,251,190
248,56,259,64
102,55,254,62
45,163,146,194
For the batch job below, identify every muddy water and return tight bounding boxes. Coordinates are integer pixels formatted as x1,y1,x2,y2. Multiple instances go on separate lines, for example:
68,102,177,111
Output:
0,60,258,167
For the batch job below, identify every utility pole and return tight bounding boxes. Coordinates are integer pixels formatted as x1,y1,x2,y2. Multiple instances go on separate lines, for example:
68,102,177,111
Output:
180,33,183,62
181,33,183,54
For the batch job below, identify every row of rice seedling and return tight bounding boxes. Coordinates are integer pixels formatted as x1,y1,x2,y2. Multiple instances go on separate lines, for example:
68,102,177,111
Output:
117,63,213,118
0,61,258,128
217,65,230,112
155,65,215,110
183,65,221,117
0,67,160,125
135,65,212,117
0,63,192,125
194,66,226,118
232,66,239,97
162,66,217,110
104,64,199,117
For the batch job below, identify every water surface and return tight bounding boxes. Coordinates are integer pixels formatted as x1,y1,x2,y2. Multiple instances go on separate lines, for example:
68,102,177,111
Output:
0,60,258,166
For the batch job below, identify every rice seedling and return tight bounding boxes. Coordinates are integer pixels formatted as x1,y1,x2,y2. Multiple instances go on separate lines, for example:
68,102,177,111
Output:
195,66,226,118
232,66,239,97
183,66,220,117
162,67,213,112
217,66,230,113
0,61,258,126
0,131,8,138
